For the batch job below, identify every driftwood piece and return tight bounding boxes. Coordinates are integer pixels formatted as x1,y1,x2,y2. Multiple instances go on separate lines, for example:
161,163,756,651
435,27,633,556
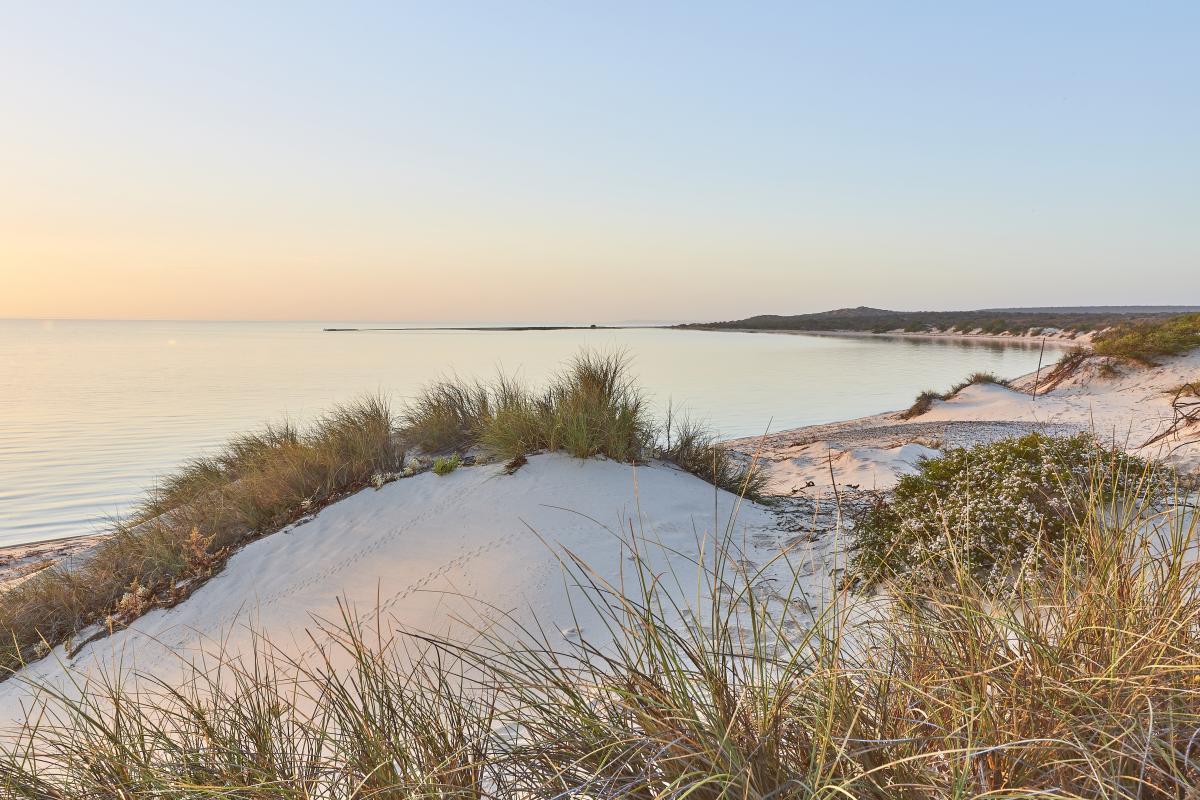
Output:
1142,384,1200,449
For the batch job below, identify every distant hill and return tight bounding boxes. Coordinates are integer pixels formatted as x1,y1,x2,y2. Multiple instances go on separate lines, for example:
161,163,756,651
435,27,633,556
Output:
680,306,1200,336
980,306,1200,314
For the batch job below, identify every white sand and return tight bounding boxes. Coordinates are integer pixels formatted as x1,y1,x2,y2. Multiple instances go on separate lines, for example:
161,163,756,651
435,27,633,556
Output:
0,455,839,726
731,349,1200,494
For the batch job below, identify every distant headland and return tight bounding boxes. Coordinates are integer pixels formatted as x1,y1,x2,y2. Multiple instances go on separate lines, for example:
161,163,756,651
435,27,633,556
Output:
678,305,1200,339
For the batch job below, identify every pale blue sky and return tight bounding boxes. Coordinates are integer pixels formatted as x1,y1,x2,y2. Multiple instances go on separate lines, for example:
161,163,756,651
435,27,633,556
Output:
2,2,1196,321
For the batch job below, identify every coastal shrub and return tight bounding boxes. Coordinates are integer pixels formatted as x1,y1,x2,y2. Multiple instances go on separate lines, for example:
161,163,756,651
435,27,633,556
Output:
432,453,462,475
848,432,1166,591
1092,311,1200,364
5,485,1200,798
687,308,1186,337
0,395,401,674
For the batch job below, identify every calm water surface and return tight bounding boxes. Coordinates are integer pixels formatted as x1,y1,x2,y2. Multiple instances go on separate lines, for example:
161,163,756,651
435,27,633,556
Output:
0,321,1060,546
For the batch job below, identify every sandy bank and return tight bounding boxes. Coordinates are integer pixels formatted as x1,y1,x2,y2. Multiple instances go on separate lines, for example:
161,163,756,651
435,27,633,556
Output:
0,454,843,726
700,326,1087,346
728,348,1200,495
0,535,106,592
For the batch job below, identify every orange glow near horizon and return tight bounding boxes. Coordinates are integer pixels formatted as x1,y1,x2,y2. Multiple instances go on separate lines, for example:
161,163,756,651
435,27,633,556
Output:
3,4,1196,321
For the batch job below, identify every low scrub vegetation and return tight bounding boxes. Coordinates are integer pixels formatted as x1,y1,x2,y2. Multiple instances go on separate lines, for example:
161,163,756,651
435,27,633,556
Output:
899,370,1008,419
848,432,1167,591
4,473,1198,798
686,306,1180,336
1092,311,1200,364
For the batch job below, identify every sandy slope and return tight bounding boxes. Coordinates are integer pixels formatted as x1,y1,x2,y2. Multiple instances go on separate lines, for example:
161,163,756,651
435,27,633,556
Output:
729,349,1200,496
0,455,840,726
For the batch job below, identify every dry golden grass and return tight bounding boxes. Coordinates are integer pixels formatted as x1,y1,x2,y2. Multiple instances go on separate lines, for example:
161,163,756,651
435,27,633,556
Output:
0,395,402,674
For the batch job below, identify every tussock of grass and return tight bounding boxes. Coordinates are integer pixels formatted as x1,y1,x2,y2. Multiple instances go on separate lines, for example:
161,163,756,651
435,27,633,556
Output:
479,352,653,461
945,370,1007,395
4,469,1198,797
899,389,941,419
661,416,768,499
1093,311,1200,364
0,395,402,675
899,371,1008,419
406,350,763,498
432,453,462,475
403,353,653,462
401,379,490,453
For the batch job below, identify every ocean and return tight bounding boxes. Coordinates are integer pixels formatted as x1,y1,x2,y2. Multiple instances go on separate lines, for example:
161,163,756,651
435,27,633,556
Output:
0,320,1059,545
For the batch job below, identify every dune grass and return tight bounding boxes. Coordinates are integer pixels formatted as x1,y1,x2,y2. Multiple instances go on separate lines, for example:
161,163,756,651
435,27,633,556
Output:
404,351,654,462
404,350,762,497
660,414,769,500
1093,311,1200,364
2,460,1196,797
0,351,762,676
480,352,653,461
400,378,491,453
0,396,403,675
899,370,1009,419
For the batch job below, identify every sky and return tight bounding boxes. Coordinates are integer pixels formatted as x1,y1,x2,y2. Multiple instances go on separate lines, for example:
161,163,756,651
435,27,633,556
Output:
1,2,1197,322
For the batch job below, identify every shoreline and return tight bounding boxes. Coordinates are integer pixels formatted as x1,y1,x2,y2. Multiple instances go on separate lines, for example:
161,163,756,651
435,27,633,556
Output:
9,342,1193,583
0,534,106,590
681,326,1090,346
324,324,1089,346
725,346,1200,494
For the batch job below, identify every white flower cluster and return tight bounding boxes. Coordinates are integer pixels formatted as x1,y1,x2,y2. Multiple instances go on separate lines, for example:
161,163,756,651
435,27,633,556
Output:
850,433,1164,591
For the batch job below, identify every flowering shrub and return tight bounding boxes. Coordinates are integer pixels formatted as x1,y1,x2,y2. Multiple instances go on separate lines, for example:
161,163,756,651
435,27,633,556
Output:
849,433,1164,591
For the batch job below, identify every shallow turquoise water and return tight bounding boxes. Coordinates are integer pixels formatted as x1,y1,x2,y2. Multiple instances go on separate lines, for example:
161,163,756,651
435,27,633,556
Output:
0,321,1059,545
